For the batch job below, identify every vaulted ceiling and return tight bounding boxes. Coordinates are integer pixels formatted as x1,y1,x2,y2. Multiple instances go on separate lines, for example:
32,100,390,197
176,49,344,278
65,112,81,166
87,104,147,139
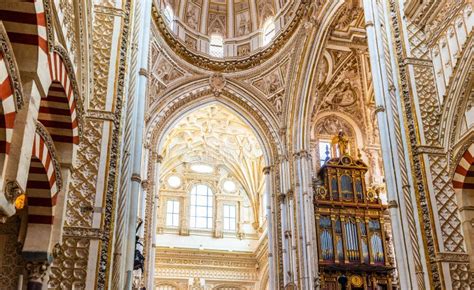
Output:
160,104,265,219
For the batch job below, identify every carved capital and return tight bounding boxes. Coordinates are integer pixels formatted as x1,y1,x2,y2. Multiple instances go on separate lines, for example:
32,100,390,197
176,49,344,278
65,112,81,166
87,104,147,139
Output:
131,173,141,183
138,68,149,78
374,105,385,114
293,150,310,160
5,180,24,203
278,193,286,204
26,261,50,285
388,200,398,209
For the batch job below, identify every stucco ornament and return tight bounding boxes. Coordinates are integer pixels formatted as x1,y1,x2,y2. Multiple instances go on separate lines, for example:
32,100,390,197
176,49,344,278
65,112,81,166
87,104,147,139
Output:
209,73,226,96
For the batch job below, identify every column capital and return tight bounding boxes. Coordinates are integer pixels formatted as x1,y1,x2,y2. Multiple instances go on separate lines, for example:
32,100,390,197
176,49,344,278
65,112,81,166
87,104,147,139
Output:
26,260,50,288
293,150,311,160
278,193,286,204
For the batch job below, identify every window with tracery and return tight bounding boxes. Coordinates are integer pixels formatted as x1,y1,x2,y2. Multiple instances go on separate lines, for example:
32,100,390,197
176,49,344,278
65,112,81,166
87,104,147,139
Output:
190,184,213,229
262,19,275,46
223,204,237,231
166,200,180,227
209,34,224,58
163,5,174,30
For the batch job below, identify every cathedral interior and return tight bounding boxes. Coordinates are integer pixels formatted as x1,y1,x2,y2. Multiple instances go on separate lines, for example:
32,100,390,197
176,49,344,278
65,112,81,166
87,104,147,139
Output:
0,0,473,289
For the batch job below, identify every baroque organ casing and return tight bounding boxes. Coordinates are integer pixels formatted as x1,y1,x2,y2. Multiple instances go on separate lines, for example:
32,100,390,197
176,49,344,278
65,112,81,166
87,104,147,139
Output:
314,134,394,290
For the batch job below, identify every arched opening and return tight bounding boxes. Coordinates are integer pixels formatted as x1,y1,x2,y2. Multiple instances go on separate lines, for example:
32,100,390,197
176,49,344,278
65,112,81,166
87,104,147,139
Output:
452,144,474,270
154,103,269,288
0,52,11,176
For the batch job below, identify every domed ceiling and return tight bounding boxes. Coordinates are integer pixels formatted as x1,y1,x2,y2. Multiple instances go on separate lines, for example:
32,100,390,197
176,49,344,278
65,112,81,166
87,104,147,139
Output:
153,0,307,70
166,0,279,38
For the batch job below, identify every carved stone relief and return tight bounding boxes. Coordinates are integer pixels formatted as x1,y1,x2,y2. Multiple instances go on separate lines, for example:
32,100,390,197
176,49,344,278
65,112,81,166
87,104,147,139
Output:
65,119,103,227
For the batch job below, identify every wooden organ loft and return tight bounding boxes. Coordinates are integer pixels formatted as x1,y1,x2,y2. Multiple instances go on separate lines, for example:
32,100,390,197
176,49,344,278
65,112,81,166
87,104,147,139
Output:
314,133,395,290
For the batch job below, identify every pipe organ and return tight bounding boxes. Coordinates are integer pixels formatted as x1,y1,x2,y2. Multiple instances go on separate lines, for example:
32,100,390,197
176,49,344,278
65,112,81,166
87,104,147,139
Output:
314,133,394,290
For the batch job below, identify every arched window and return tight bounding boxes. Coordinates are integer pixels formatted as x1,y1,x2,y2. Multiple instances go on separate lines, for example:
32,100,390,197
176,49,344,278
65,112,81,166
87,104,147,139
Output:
190,184,213,229
262,19,275,46
163,5,174,30
318,140,331,166
209,34,224,58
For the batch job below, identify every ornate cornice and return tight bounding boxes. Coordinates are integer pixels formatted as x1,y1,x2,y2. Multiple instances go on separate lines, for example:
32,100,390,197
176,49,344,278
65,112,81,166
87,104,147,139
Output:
434,252,470,263
151,2,310,72
63,226,103,240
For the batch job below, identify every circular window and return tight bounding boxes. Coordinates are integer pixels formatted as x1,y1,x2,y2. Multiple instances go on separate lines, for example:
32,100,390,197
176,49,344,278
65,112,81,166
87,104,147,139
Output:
223,180,237,193
190,164,214,174
167,175,182,188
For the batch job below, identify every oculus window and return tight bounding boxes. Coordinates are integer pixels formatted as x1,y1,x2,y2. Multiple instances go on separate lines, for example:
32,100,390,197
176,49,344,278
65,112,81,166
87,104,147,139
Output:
223,180,237,193
190,163,214,174
167,175,181,188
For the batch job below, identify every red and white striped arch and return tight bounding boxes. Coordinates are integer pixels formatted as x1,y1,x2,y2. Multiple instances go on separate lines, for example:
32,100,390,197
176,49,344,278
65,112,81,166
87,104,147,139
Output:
27,124,62,225
452,143,474,190
0,52,16,155
0,1,48,51
0,1,81,146
40,49,80,145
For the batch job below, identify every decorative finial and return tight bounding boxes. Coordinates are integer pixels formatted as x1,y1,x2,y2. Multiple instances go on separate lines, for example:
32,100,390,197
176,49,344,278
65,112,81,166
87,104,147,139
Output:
357,149,362,160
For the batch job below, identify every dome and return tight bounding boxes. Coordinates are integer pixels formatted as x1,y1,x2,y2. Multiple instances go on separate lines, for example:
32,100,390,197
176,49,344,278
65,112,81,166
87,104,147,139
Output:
154,0,305,65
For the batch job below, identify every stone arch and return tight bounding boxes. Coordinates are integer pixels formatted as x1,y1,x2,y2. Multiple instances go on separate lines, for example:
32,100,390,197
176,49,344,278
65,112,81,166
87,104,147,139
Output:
22,122,62,261
40,46,83,160
311,113,361,171
144,77,284,287
0,1,49,77
439,36,473,148
286,0,346,152
452,142,474,270
146,78,283,162
0,23,24,177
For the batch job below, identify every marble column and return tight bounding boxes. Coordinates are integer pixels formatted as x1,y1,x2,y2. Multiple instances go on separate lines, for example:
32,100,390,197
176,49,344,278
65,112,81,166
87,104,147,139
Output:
145,154,163,290
362,0,430,288
294,150,319,289
278,157,292,285
263,166,277,289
